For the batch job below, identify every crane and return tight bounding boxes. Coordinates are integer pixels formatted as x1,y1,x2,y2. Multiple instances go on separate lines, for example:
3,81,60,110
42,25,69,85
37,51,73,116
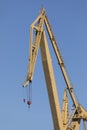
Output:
23,8,87,130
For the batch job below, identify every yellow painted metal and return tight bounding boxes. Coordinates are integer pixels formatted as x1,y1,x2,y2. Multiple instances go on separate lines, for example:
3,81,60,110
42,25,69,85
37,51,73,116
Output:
62,89,69,128
67,118,81,130
23,8,45,87
40,31,64,130
83,120,87,130
23,8,87,130
44,15,77,108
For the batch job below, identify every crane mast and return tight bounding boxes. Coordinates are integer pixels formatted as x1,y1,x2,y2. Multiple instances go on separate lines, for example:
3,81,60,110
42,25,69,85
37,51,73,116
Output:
23,8,87,130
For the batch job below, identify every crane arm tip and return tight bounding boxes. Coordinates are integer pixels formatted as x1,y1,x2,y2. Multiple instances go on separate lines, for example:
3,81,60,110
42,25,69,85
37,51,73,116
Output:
23,80,29,87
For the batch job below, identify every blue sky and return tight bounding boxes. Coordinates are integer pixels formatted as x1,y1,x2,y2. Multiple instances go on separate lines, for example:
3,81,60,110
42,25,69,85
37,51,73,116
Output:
0,0,87,130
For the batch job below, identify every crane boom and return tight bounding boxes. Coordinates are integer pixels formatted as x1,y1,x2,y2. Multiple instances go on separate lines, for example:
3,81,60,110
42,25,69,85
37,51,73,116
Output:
40,30,64,130
23,8,87,130
44,15,78,108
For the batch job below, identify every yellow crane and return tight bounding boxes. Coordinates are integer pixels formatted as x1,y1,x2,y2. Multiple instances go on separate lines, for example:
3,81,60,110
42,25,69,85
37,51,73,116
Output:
23,8,87,130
